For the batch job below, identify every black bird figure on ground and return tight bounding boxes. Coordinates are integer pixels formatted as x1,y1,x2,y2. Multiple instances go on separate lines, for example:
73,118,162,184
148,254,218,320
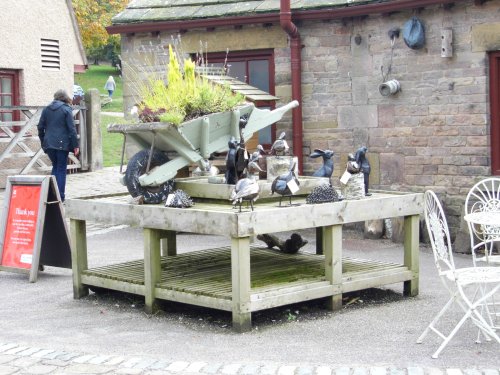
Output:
271,159,300,206
270,131,289,157
257,232,309,254
230,159,262,212
225,136,239,185
310,149,334,184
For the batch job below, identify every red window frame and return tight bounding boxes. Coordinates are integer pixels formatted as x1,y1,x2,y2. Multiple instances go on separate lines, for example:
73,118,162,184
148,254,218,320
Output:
203,49,277,145
0,69,20,123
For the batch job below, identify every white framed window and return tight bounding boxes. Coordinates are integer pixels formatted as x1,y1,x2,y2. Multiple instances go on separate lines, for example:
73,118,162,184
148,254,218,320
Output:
41,38,60,70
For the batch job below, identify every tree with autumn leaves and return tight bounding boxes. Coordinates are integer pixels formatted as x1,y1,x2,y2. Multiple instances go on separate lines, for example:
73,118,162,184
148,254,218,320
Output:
72,0,128,64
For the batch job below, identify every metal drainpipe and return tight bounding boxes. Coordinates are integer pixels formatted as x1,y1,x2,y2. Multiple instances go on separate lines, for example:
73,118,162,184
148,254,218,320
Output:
280,0,303,174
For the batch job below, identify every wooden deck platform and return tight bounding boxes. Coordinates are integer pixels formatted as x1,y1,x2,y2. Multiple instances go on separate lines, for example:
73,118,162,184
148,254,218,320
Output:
66,190,423,331
81,246,412,311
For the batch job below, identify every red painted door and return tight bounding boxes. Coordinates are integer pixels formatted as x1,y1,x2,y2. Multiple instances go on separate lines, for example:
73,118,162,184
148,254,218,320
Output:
490,52,500,175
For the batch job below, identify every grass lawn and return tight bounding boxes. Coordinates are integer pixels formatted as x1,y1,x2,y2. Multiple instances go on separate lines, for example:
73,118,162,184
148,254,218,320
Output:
77,66,128,166
75,65,124,112
101,115,128,167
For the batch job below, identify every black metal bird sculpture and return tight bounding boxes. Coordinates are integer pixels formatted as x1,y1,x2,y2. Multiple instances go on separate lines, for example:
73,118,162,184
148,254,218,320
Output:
235,115,250,180
225,136,239,185
257,232,309,254
270,131,289,157
310,149,334,184
230,159,262,212
271,159,300,206
354,146,371,196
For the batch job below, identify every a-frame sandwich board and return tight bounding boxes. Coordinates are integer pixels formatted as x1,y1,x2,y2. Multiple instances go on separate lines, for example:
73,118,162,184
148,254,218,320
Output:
0,175,71,282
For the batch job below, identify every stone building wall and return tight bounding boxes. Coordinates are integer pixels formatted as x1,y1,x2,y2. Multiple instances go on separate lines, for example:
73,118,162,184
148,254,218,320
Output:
274,0,500,238
120,25,287,114
120,0,500,239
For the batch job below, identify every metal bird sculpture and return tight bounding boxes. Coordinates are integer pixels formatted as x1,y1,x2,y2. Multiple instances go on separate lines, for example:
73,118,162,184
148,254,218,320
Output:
230,159,262,212
225,136,239,185
252,144,267,178
271,159,300,206
270,132,289,157
251,144,266,160
235,115,250,180
257,232,308,254
354,146,371,196
247,150,262,171
310,149,334,184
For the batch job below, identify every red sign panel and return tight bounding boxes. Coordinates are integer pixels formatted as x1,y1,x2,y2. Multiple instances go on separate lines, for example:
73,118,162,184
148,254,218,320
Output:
1,185,41,269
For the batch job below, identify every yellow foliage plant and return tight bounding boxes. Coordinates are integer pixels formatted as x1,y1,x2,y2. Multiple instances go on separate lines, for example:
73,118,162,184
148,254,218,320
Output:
139,45,245,126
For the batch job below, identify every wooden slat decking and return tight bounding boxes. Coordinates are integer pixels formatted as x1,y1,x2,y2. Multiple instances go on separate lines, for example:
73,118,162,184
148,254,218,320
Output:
69,190,422,330
82,246,407,300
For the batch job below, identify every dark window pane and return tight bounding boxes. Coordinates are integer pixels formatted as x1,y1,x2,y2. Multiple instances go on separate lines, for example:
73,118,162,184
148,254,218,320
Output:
1,112,13,121
259,126,272,144
2,95,12,106
249,60,269,92
1,78,12,93
209,61,246,81
226,61,246,82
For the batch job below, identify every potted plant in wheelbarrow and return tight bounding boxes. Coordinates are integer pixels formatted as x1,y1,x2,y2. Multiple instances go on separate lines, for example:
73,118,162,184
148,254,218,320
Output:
108,45,298,204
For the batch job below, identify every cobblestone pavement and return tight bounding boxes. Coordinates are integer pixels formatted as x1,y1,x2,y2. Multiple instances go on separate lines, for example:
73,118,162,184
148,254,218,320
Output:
1,169,499,374
66,166,128,199
0,167,128,236
66,166,131,235
0,342,498,375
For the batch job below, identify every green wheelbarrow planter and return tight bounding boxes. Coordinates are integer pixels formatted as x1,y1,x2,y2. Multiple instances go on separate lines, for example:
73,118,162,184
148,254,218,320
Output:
107,100,299,202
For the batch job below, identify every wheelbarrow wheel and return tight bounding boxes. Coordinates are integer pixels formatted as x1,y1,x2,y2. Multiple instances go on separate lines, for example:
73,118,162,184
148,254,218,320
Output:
125,149,174,204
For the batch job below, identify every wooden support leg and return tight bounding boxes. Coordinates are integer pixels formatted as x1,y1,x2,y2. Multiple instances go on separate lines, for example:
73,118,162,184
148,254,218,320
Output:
231,237,252,332
403,214,420,297
160,230,177,256
144,228,162,314
316,227,323,255
324,224,343,310
70,219,89,299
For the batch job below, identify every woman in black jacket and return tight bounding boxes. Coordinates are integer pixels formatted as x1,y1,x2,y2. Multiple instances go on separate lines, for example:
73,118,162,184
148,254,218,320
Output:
37,89,80,201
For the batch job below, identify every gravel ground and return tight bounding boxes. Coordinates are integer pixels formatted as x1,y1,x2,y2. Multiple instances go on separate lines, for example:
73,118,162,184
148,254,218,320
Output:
1,226,499,369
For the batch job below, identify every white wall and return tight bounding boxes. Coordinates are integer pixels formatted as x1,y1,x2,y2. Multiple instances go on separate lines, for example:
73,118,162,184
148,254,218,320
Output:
0,0,86,105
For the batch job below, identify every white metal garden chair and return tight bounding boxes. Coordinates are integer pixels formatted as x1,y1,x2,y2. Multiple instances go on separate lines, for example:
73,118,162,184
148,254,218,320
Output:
464,178,500,329
465,177,500,266
417,190,500,358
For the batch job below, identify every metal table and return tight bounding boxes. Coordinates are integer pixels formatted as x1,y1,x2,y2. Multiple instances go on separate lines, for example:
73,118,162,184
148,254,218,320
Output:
464,211,500,227
66,191,423,332
464,211,500,265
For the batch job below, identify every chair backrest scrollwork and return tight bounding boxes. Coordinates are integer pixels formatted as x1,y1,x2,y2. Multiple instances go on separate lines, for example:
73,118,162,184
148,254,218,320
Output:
465,178,500,249
424,190,455,273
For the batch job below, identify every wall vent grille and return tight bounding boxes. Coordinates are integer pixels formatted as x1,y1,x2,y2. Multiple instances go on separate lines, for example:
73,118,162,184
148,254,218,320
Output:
41,38,60,70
